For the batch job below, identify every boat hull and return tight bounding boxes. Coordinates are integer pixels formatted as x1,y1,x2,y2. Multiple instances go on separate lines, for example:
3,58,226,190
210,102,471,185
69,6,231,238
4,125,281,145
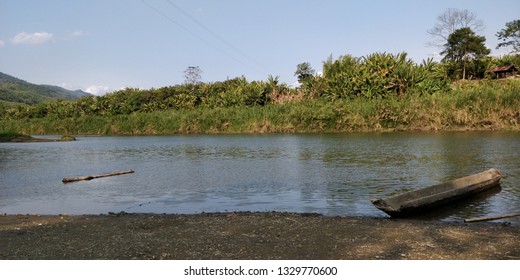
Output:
371,168,502,217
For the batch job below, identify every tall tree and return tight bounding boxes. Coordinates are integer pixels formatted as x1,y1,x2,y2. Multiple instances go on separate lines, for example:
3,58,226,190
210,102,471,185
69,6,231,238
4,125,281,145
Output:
441,27,490,80
294,62,316,84
496,19,520,54
428,8,484,48
184,66,202,85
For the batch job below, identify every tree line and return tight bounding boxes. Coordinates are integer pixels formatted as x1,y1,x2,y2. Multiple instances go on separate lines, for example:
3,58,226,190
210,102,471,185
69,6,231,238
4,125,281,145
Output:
1,76,292,119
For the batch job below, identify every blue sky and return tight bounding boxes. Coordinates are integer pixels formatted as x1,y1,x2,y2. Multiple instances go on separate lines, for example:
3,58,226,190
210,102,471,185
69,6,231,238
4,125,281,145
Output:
1,0,519,95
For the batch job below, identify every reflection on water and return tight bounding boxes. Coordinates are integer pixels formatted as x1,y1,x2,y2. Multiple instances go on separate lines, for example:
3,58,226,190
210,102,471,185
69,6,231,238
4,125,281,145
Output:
0,132,519,223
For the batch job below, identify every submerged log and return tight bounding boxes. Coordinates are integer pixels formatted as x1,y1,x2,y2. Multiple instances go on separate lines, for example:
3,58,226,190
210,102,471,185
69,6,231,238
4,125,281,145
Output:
62,169,134,183
464,213,520,223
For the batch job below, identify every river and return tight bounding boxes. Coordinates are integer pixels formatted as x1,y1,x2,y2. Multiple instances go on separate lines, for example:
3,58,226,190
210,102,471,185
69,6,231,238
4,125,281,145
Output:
1,132,519,222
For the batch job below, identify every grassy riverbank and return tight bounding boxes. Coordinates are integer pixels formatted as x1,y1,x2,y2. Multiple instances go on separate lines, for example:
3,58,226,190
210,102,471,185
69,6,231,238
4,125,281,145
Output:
1,79,519,135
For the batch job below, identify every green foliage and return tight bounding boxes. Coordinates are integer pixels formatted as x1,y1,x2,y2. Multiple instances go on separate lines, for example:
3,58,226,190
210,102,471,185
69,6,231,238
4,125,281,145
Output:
441,27,491,80
442,28,490,62
497,53,520,67
496,19,520,53
2,79,519,134
0,52,453,120
321,54,361,99
319,52,450,99
1,45,518,135
0,76,284,119
294,62,316,84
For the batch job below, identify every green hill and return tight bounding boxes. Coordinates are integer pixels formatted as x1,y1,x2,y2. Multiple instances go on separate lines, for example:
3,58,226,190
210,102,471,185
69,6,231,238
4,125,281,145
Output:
0,72,92,105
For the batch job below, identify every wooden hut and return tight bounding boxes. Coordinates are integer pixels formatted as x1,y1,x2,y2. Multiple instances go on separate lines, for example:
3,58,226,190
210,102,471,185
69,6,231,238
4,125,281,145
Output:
487,65,517,79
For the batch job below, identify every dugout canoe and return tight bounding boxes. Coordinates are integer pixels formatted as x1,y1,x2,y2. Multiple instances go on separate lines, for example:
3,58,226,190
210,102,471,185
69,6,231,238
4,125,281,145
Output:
371,168,502,217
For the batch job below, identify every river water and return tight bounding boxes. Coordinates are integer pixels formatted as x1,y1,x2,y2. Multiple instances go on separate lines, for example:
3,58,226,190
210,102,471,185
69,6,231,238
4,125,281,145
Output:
0,132,519,222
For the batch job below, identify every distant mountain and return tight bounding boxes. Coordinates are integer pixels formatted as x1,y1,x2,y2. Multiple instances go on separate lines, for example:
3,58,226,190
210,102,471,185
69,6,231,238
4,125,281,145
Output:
0,72,92,106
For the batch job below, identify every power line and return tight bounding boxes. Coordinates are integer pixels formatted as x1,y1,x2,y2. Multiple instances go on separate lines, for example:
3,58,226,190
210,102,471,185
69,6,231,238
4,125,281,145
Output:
165,0,271,73
141,0,266,75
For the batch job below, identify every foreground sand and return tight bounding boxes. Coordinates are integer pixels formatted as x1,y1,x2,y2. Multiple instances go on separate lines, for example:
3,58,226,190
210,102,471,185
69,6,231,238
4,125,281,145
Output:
1,212,518,260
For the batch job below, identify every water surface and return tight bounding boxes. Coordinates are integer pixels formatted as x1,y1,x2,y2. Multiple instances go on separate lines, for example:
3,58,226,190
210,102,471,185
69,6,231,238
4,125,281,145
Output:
1,132,519,222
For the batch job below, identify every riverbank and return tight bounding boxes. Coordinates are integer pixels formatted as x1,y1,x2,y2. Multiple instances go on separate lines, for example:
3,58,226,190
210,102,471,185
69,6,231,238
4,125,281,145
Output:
1,100,519,136
1,81,519,135
1,212,518,260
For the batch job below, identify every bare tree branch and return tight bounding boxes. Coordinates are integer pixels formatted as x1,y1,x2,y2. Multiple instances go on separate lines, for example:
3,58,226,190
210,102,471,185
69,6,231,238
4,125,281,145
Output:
427,8,485,48
184,66,203,85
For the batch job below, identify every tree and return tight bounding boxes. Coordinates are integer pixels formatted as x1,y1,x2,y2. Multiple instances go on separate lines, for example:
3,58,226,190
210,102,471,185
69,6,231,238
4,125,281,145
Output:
294,62,316,84
496,20,520,54
428,8,484,48
184,66,202,85
441,27,490,80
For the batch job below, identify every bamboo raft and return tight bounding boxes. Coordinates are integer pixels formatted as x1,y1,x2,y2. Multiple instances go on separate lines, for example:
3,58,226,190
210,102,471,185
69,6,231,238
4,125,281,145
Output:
62,169,135,183
371,168,502,217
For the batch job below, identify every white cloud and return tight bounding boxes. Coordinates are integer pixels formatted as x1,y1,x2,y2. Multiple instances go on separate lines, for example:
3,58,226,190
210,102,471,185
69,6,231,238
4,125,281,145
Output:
64,30,85,41
0,40,5,47
85,85,111,96
10,32,54,45
60,83,71,89
60,83,81,91
69,30,84,37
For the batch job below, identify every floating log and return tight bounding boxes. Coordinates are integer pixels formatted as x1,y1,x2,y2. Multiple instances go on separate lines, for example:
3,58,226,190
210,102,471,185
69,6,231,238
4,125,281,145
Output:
62,169,134,183
464,213,520,223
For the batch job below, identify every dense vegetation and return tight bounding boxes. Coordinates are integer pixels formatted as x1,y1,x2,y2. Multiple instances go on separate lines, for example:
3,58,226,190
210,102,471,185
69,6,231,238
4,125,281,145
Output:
2,52,518,120
1,76,519,135
318,53,449,99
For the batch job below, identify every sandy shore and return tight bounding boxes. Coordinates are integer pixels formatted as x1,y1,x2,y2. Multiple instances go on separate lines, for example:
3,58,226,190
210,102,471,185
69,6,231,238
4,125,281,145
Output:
1,212,518,260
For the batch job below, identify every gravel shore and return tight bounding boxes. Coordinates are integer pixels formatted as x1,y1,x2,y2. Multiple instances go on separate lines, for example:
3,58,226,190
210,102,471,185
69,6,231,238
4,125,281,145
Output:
1,212,518,260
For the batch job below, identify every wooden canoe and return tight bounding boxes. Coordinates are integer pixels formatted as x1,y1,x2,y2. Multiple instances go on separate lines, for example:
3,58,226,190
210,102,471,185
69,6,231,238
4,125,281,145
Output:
371,168,502,217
